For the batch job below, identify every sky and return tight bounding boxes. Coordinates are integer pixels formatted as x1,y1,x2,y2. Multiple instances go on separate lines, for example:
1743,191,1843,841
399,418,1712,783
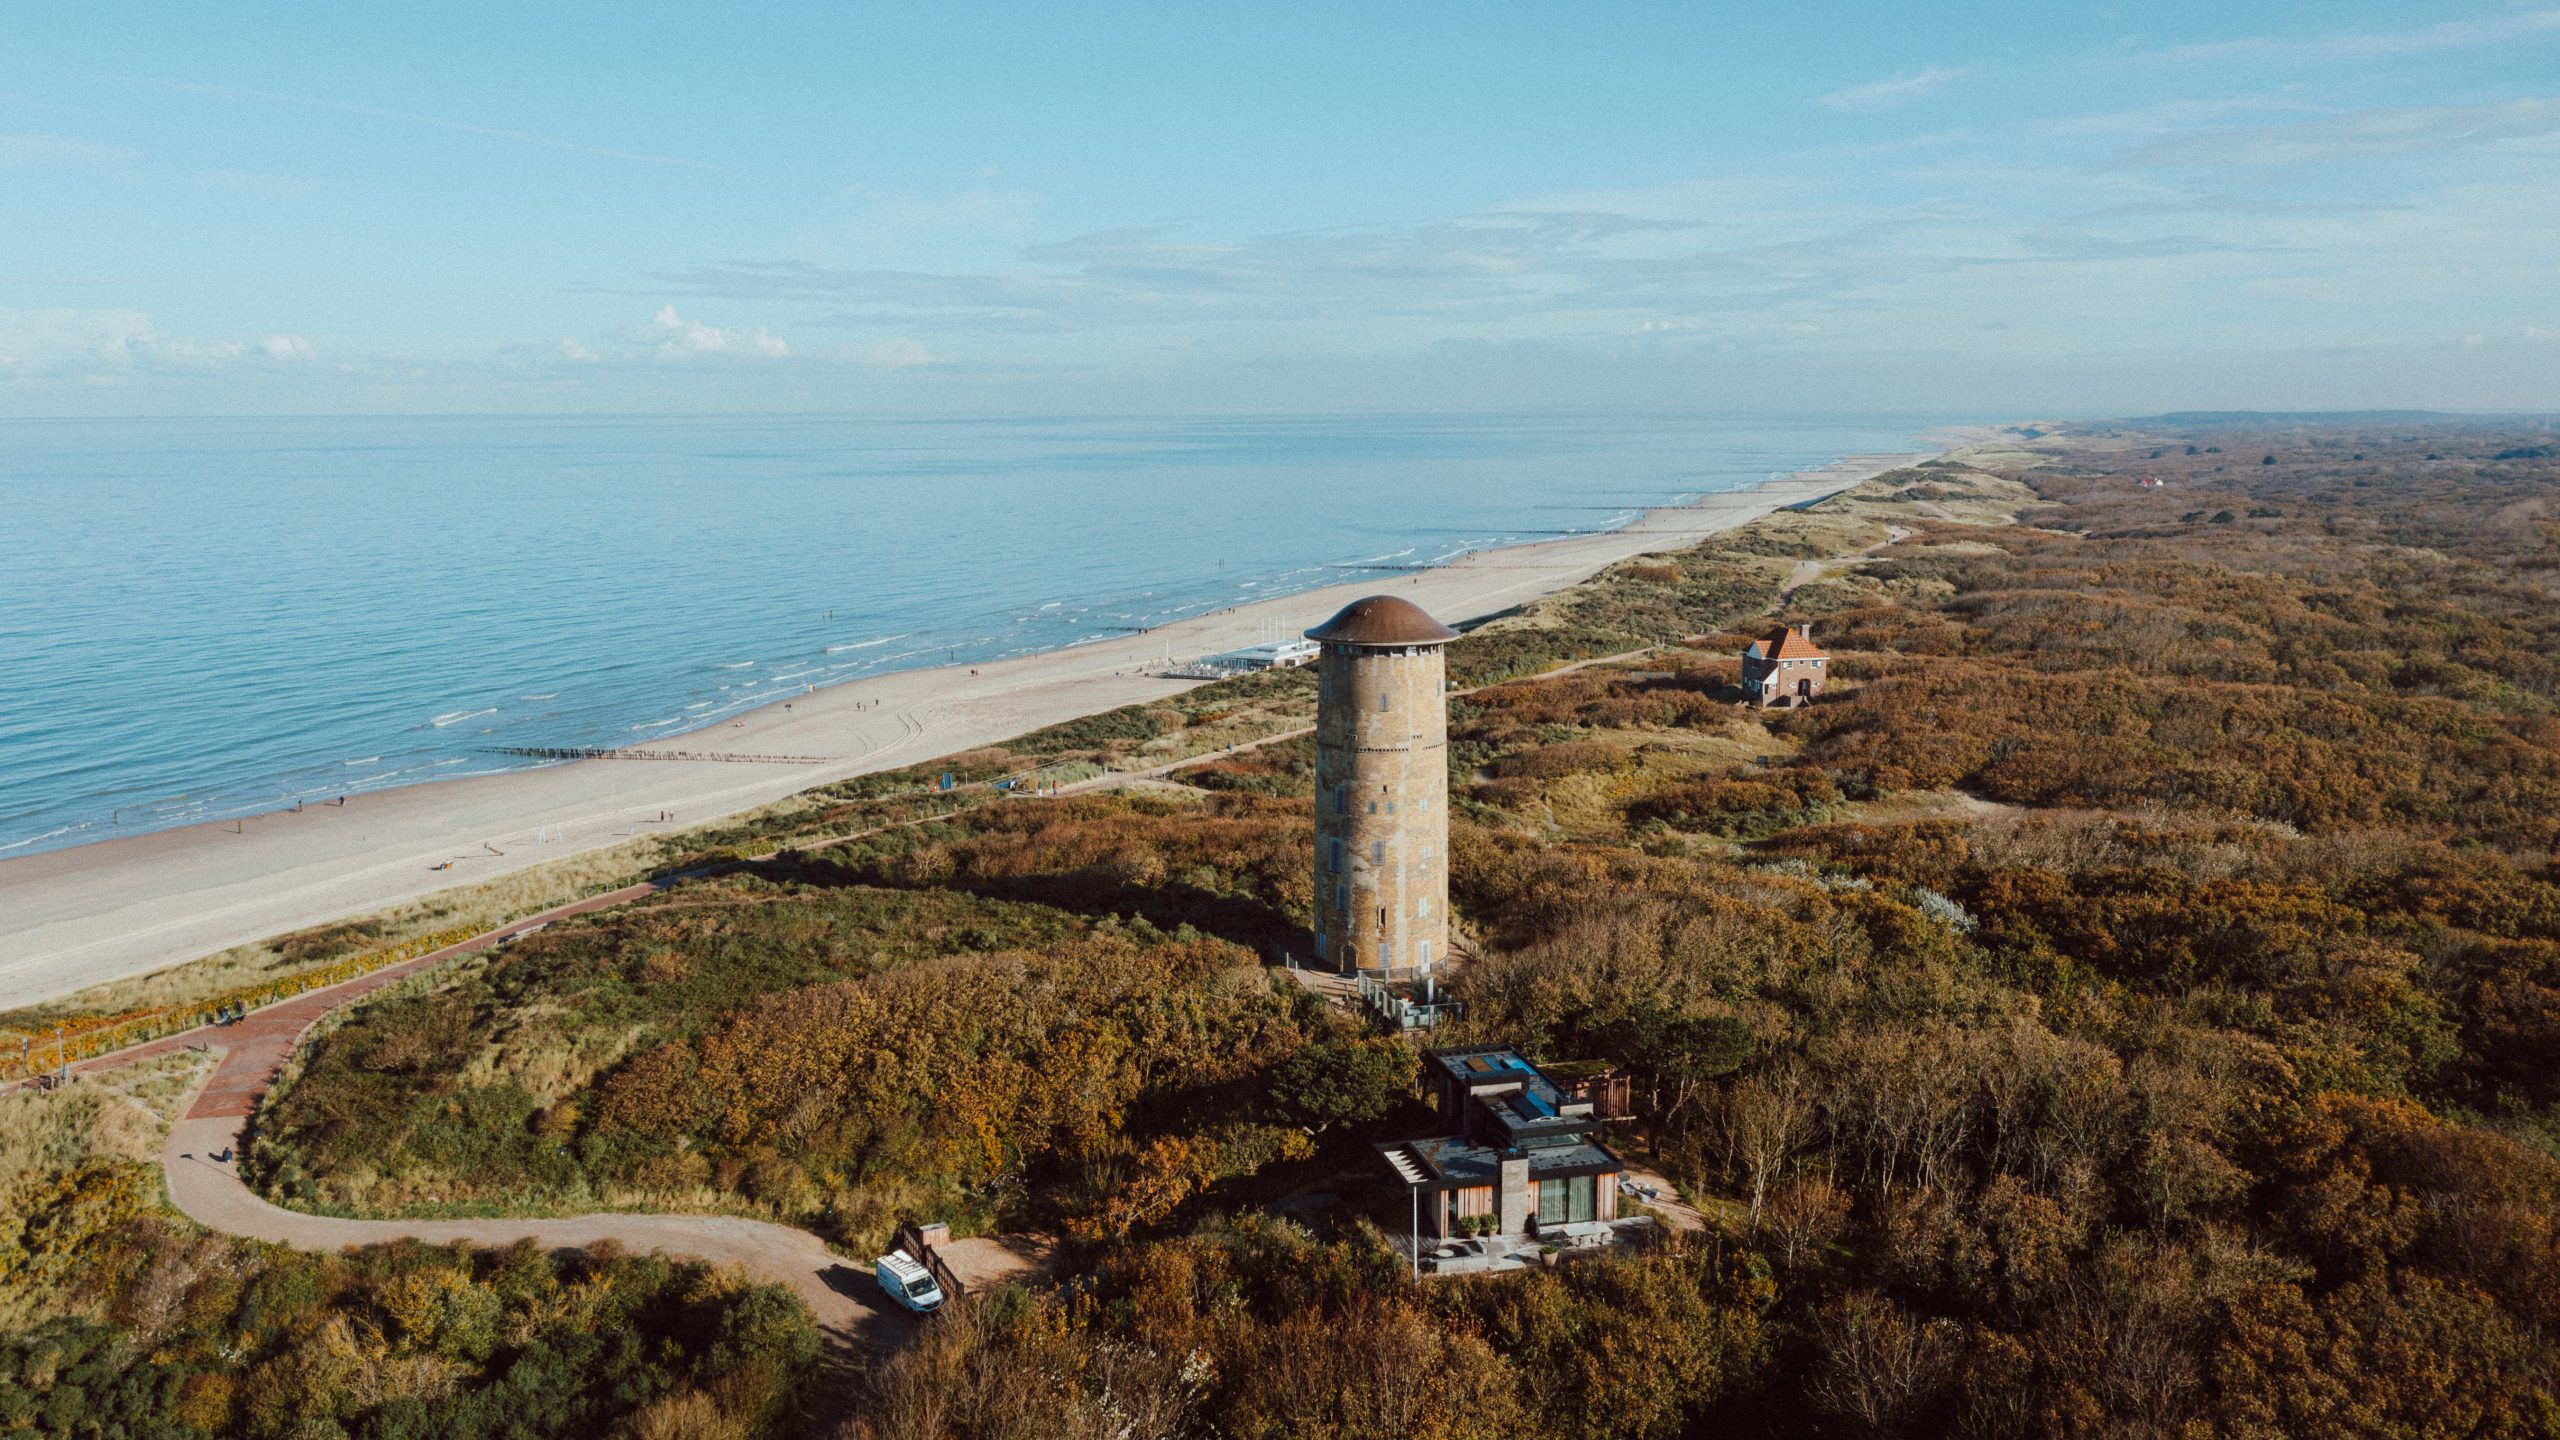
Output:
3,2,2557,418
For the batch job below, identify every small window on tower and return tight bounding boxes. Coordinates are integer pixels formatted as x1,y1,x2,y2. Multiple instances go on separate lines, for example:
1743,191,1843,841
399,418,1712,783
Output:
1378,692,1390,713
1372,840,1385,864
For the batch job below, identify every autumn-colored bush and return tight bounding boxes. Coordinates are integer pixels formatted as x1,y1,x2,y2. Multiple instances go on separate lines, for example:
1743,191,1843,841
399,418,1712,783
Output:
2,1063,815,1440
1625,768,1842,837
1485,740,1627,782
858,1217,1767,1440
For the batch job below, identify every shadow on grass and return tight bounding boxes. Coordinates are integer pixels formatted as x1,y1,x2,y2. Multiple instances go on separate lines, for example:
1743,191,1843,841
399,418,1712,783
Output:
760,853,1309,962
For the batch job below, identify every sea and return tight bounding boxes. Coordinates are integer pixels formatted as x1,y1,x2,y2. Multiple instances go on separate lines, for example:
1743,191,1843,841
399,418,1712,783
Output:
0,412,1942,858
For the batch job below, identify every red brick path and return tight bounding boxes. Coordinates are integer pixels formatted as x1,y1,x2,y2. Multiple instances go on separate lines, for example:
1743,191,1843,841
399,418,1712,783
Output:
49,876,670,1115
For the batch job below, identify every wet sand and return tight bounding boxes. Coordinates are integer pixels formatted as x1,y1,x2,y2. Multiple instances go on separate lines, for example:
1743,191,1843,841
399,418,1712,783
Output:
0,451,1928,1008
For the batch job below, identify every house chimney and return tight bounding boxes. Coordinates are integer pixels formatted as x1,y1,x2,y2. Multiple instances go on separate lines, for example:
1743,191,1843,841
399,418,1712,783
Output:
1497,1150,1531,1235
1795,622,1811,639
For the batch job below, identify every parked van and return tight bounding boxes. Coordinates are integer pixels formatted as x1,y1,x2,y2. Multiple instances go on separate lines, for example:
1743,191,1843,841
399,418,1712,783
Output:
875,1251,945,1314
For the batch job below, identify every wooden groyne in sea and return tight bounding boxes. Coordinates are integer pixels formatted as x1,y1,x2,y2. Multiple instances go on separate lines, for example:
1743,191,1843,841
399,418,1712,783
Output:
485,746,836,766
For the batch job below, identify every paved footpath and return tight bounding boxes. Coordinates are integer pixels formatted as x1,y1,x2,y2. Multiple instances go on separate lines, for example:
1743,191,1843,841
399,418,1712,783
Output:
165,1109,879,1329
132,869,892,1323
161,1040,1046,1378
97,867,1048,1391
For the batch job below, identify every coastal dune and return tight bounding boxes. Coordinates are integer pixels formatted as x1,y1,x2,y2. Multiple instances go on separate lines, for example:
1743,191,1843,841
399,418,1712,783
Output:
0,453,1926,1008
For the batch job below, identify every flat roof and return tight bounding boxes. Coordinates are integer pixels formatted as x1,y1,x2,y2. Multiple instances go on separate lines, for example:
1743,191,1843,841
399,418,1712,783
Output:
1430,1046,1575,1116
1393,1135,1623,1190
1428,1045,1539,1084
1207,638,1318,660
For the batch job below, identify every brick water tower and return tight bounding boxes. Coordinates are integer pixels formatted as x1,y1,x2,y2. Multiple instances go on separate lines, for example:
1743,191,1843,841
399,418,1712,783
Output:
1307,595,1457,976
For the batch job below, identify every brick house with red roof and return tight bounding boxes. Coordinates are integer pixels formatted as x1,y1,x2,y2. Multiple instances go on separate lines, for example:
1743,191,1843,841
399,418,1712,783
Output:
1742,623,1828,708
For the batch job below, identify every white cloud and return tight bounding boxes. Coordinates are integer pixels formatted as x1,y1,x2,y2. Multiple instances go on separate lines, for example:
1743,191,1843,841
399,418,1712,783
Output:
2145,8,2560,66
648,304,787,360
0,309,314,377
1817,64,1976,113
150,78,713,170
2134,97,2560,167
0,133,136,165
868,338,933,369
559,336,595,362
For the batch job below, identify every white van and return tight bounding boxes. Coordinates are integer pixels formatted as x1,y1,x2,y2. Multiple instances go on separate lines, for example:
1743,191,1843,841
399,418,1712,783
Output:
875,1251,946,1314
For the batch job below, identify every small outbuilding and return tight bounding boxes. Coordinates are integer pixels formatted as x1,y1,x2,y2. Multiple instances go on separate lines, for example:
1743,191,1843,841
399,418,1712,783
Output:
1741,623,1828,708
1202,638,1319,671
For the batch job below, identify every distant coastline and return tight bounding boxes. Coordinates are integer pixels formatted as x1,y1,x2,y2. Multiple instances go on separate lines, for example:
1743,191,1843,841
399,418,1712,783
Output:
0,439,1945,1008
0,413,1944,863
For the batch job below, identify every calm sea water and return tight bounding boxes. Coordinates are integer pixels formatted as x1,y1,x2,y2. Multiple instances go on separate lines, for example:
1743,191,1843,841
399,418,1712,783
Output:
0,413,1935,857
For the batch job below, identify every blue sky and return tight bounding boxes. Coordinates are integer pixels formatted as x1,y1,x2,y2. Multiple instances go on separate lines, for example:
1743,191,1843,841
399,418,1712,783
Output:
4,2,2557,417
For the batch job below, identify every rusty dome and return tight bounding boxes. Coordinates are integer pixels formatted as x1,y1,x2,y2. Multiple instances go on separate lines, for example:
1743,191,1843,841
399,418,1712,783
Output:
1304,594,1459,646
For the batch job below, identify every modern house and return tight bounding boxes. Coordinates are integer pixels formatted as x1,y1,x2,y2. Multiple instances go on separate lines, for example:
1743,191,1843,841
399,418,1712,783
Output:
1740,622,1828,708
1376,1045,1625,1241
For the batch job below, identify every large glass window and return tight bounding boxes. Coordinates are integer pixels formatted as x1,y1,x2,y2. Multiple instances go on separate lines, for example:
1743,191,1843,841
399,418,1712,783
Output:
1536,1174,1599,1225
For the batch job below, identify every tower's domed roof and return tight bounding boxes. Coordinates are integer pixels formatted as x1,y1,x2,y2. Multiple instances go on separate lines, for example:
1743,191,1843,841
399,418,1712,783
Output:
1305,595,1459,646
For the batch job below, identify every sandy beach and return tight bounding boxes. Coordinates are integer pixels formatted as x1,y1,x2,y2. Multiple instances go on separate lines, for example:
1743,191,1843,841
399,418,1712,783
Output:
0,451,1929,1008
